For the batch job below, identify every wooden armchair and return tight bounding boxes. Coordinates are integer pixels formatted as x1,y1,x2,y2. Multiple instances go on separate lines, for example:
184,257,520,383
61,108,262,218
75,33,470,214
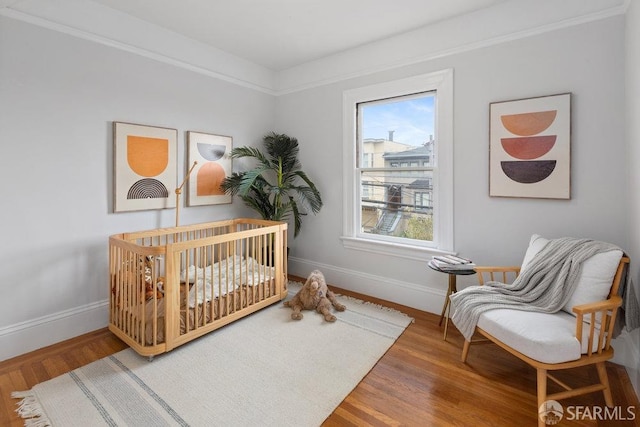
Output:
459,237,629,427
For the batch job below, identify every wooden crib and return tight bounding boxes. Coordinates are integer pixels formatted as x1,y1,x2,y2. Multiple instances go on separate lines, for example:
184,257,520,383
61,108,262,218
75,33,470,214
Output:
109,218,288,358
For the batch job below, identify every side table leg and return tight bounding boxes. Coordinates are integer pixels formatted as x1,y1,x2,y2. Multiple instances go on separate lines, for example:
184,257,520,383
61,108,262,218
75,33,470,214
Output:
442,274,457,341
438,290,449,326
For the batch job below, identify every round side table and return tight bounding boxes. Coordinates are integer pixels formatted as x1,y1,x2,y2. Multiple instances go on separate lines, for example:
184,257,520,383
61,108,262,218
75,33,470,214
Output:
428,261,476,340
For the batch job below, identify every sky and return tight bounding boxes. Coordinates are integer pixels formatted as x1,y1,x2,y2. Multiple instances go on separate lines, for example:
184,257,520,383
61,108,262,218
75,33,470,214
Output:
361,93,435,147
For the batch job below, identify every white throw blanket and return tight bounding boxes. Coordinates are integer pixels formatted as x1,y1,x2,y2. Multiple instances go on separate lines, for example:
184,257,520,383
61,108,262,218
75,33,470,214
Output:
450,238,621,341
181,255,275,308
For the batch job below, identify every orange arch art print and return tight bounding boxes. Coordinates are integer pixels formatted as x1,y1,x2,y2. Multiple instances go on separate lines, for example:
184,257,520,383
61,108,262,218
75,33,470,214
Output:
113,122,177,212
127,135,169,176
489,94,571,199
500,110,557,136
187,131,232,206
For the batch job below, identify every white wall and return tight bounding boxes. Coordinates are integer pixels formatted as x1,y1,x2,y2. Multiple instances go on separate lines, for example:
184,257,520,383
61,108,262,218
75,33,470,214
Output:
277,12,640,392
277,16,627,313
623,0,640,395
277,12,640,389
0,16,275,360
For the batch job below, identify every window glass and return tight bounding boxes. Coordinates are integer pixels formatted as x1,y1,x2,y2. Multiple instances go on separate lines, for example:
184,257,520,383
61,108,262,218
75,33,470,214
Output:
358,93,435,243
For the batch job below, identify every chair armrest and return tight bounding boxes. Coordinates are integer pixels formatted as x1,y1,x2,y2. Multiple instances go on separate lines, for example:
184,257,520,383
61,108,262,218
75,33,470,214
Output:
474,266,520,285
572,296,622,355
572,296,622,316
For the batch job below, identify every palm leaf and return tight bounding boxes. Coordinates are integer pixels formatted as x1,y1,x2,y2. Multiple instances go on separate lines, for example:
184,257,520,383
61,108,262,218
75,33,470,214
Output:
220,132,322,238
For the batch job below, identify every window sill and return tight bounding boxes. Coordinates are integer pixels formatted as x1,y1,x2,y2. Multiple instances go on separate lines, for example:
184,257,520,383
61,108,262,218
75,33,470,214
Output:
340,236,454,262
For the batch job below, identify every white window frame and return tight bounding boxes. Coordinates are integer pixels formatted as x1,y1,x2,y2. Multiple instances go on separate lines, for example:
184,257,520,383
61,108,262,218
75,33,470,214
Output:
341,69,454,261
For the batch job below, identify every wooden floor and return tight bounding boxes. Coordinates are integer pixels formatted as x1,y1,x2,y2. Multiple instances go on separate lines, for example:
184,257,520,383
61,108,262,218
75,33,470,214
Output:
1,280,638,427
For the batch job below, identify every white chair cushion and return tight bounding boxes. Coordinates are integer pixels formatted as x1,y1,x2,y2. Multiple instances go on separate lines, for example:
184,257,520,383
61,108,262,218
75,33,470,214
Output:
520,234,622,317
477,309,601,364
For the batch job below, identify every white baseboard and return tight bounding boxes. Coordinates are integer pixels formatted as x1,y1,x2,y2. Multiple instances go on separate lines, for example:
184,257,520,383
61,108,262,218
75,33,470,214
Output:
291,256,640,399
5,262,639,401
612,329,640,397
1,257,442,363
0,300,109,362
288,256,446,316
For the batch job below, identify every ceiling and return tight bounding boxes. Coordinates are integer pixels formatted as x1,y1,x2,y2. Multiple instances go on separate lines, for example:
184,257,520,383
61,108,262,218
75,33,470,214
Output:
89,0,510,71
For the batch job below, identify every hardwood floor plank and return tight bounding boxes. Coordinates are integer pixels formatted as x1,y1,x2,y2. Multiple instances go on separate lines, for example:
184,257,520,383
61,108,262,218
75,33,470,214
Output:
0,373,24,427
325,405,369,427
342,395,400,426
1,278,638,426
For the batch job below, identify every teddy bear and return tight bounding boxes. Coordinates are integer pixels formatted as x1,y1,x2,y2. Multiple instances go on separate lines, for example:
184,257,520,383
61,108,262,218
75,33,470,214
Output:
111,255,164,307
143,255,164,301
284,269,346,321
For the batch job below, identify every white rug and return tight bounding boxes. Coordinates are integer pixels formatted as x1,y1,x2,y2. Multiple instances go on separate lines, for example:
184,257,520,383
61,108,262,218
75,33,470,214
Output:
13,282,412,427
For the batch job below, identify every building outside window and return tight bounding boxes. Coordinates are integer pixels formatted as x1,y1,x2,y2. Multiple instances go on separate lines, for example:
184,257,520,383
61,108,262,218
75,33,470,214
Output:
359,97,435,241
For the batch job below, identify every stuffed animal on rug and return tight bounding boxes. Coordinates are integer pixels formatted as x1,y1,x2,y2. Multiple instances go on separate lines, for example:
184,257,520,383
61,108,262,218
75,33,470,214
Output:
284,270,346,322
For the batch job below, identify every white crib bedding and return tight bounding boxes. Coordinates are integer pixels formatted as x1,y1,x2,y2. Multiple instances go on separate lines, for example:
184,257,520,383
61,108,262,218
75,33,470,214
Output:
181,255,275,308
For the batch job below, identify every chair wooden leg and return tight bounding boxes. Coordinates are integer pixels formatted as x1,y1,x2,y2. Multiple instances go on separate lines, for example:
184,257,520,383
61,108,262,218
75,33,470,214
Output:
596,362,613,407
537,368,547,427
461,340,471,362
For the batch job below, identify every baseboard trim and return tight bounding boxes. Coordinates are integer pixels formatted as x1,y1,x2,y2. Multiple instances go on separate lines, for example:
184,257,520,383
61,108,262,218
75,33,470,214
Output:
0,300,109,362
288,256,445,315
612,329,640,397
291,256,640,398
1,258,443,362
7,270,637,401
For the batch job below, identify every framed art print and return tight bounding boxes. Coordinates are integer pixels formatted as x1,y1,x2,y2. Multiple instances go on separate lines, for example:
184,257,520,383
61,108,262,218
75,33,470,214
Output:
489,93,571,199
187,131,232,206
113,122,177,212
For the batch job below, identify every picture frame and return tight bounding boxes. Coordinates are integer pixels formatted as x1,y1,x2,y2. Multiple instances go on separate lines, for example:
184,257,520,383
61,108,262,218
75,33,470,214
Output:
187,131,233,206
489,93,571,199
113,122,177,212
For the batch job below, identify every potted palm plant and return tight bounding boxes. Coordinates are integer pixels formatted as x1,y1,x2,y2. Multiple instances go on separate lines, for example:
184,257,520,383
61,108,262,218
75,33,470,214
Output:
221,132,323,237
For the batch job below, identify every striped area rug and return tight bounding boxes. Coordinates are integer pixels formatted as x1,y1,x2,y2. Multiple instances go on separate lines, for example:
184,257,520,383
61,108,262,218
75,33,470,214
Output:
13,282,412,426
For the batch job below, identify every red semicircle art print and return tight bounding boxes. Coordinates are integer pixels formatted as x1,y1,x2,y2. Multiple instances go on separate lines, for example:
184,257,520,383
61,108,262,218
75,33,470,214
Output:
489,94,571,199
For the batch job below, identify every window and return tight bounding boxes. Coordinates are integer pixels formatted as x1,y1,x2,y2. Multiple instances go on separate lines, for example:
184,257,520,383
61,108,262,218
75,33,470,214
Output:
362,179,371,198
363,153,373,168
415,192,431,211
342,70,453,259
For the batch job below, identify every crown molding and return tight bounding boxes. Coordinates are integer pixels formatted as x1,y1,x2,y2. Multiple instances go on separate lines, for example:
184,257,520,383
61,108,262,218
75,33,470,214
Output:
275,0,627,95
0,1,276,95
1,0,626,96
